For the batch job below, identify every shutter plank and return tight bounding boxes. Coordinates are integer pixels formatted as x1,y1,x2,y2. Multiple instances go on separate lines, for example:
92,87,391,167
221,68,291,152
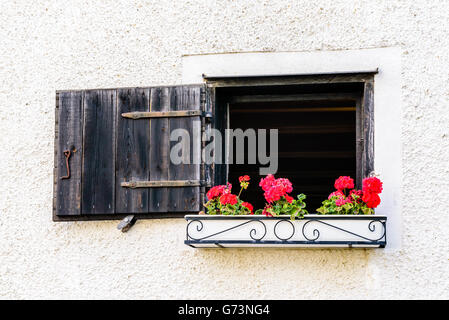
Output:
82,90,116,214
149,87,170,212
116,88,150,213
56,91,83,215
168,86,201,211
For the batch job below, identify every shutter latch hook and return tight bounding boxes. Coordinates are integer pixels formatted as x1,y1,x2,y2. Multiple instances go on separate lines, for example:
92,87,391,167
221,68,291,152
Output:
117,215,137,233
60,150,71,179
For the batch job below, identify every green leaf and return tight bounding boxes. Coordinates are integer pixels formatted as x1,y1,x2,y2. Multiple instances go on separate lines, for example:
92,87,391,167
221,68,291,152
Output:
297,194,306,201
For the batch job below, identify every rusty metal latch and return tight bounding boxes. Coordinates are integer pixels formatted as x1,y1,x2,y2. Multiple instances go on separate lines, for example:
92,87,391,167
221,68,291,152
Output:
121,110,212,119
60,150,71,179
121,180,204,188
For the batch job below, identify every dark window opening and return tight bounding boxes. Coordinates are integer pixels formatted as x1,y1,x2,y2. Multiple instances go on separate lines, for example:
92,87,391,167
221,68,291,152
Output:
215,81,367,212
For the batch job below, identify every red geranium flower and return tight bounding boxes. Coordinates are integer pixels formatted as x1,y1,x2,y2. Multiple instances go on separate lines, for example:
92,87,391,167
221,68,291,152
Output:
362,192,381,208
259,174,276,191
349,189,363,197
344,196,353,204
239,175,250,190
264,186,281,203
334,176,354,191
328,190,345,199
206,183,232,200
284,195,294,203
262,204,273,217
219,193,238,205
206,185,225,200
362,177,383,194
260,175,293,203
241,202,253,213
349,189,363,203
277,178,293,194
335,197,346,207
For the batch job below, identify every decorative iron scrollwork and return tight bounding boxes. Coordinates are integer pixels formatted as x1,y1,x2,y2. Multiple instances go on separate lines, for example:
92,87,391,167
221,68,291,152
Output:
302,219,386,242
186,218,267,241
273,220,295,241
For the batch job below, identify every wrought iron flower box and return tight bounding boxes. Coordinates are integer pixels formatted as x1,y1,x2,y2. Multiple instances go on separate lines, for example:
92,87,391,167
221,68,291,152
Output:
185,215,387,248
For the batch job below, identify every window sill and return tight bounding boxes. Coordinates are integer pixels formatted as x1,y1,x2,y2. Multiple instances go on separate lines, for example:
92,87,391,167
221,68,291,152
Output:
185,215,386,248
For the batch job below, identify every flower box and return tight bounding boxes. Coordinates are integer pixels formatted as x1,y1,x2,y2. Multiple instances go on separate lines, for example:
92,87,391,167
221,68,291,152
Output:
185,215,387,248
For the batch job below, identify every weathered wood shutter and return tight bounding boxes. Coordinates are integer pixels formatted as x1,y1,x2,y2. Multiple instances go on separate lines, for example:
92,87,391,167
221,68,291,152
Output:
54,85,209,220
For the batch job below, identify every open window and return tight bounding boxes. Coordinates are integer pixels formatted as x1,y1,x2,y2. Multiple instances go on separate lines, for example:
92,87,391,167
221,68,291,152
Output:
207,73,374,212
183,73,382,248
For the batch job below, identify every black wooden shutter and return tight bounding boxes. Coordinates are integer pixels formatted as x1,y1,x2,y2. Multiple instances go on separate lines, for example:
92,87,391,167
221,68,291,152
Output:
54,85,209,220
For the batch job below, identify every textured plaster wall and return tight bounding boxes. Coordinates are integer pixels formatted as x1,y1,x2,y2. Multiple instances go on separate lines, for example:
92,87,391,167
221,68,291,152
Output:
0,0,448,299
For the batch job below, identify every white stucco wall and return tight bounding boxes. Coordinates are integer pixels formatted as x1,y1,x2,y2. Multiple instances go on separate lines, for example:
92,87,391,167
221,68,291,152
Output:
0,0,448,299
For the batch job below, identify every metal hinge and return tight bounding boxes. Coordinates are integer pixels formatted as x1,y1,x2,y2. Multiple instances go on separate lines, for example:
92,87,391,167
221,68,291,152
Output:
357,138,365,151
200,163,212,187
200,87,207,110
200,87,213,121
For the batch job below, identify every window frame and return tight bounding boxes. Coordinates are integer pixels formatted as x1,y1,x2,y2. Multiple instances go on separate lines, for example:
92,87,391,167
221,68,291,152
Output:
205,72,375,192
